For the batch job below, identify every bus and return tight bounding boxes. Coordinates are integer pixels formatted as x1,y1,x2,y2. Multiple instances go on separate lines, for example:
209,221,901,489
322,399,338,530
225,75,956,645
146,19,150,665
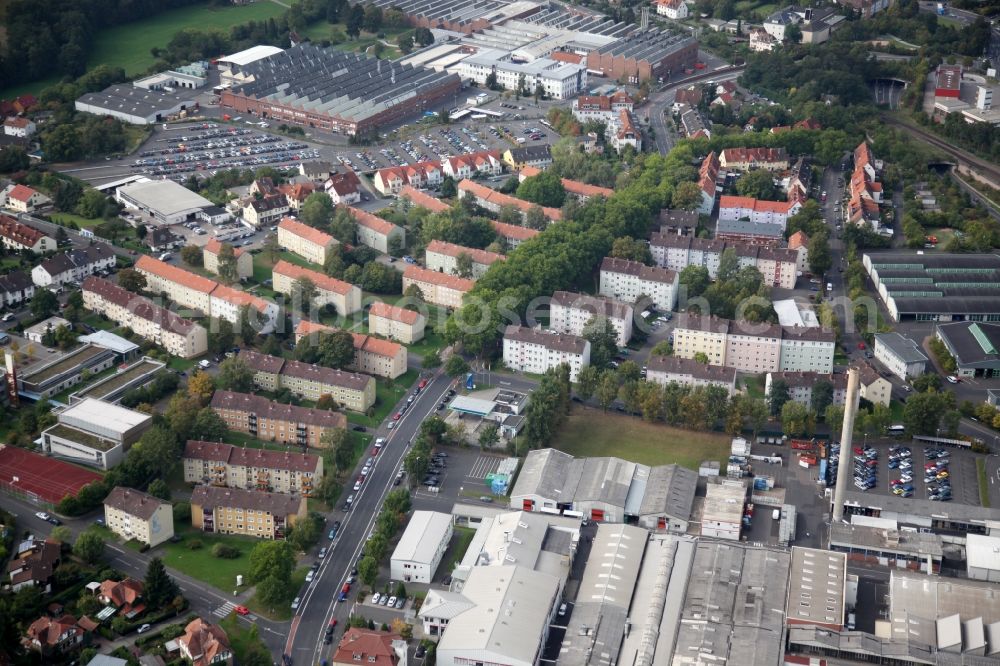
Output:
887,425,906,436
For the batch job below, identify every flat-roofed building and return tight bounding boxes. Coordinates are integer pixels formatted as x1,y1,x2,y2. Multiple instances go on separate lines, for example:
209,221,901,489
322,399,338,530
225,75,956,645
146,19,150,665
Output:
343,206,404,254
701,479,746,540
42,398,152,470
190,485,306,540
502,325,590,382
115,179,213,226
209,390,346,448
598,256,678,311
425,240,505,280
935,321,1000,379
277,217,338,266
202,239,252,280
367,301,426,344
549,290,633,346
645,354,737,394
785,547,847,631
829,520,942,574
295,320,407,379
183,439,323,495
402,264,473,309
966,534,1000,582
103,486,174,547
390,511,453,583
272,260,361,315
873,332,928,380
17,343,117,399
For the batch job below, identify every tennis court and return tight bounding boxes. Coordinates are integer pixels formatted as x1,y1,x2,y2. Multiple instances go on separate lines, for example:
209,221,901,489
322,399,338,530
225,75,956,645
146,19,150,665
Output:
0,446,103,505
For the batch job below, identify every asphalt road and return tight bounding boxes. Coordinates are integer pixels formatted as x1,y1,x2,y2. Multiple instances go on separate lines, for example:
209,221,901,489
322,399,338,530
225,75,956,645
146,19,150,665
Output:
646,65,743,156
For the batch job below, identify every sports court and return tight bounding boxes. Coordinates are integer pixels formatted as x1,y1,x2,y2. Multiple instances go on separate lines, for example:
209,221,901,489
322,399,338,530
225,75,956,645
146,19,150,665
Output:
0,446,103,504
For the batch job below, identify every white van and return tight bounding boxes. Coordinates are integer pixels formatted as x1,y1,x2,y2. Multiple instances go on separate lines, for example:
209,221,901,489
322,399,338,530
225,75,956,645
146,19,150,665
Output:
158,252,172,262
198,359,211,370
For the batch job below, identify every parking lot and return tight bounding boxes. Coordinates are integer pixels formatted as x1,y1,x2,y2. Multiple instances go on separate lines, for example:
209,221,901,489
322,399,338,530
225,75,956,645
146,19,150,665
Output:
409,444,511,513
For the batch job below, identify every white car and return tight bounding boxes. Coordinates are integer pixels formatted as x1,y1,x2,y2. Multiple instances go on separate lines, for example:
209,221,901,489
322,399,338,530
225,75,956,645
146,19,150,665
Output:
372,593,381,605
387,596,397,607
137,624,152,634
353,480,362,491
946,376,958,384
305,570,315,583
35,511,50,521
291,597,301,610
1,313,14,322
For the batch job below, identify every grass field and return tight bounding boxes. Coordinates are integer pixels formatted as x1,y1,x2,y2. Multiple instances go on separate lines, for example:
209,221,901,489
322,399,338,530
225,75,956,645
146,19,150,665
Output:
219,613,272,662
50,213,105,229
552,408,732,469
88,3,287,76
437,526,475,578
159,526,258,591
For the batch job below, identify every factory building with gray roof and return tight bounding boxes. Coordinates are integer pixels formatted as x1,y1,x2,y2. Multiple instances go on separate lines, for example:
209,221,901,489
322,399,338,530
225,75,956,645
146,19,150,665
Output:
75,84,193,125
220,43,462,136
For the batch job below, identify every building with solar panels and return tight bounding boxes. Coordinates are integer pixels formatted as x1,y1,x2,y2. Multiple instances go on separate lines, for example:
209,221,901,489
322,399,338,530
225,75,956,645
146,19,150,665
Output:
219,43,462,136
863,252,1000,322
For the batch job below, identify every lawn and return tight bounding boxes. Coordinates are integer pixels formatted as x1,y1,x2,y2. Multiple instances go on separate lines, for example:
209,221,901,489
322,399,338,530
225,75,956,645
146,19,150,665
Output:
436,526,475,579
0,75,62,103
742,375,765,401
219,613,272,663
551,408,732,469
159,526,259,592
346,369,420,427
404,325,447,360
87,3,288,76
50,213,105,229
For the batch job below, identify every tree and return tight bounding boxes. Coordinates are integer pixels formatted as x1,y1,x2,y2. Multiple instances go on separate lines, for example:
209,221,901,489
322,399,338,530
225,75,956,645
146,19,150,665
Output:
781,400,812,437
516,172,566,208
455,252,474,279
717,247,739,282
117,268,147,293
485,71,499,90
671,181,703,211
30,289,58,319
902,389,953,435
825,404,845,436
583,316,618,369
617,360,641,383
322,428,355,471
73,530,105,564
397,32,414,54
147,478,171,501
0,146,29,173
363,3,383,32
248,540,294,584
329,207,358,244
911,373,942,393
217,357,255,392
301,192,334,228
524,205,547,230
207,318,235,355
610,236,652,264
76,189,109,218
346,4,365,38
318,330,356,369
440,176,457,199
651,340,673,356
810,379,834,415
422,350,441,368
678,265,710,299
187,370,215,405
445,355,470,377
193,408,227,441
784,22,802,43
478,422,500,448
358,555,379,587
414,27,434,46
693,352,709,364
180,244,203,267
49,525,72,544
217,243,239,285
596,370,619,410
734,170,777,200
768,378,790,416
291,276,318,314
807,232,832,277
575,365,599,401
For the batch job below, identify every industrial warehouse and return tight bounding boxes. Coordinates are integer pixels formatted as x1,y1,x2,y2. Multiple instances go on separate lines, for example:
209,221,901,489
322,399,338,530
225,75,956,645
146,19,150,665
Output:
219,43,462,136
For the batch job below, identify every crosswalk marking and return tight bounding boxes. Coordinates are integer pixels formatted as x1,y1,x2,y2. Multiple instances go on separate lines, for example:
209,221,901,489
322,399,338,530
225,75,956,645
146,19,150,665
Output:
213,602,236,618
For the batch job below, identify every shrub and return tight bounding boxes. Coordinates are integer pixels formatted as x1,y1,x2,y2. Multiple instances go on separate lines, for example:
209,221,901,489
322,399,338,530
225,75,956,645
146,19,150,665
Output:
186,539,203,551
211,543,241,559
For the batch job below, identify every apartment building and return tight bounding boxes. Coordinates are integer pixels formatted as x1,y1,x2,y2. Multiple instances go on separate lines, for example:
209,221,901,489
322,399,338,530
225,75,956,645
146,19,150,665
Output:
277,217,338,266
457,179,562,224
398,185,449,213
402,264,474,309
598,257,678,311
425,240,505,280
238,349,376,411
571,91,634,124
671,314,835,373
491,220,539,249
272,260,362,315
502,325,591,382
766,365,890,408
502,145,553,170
190,485,306,540
295,320,408,379
183,439,324,495
718,196,800,228
696,152,721,215
0,215,55,253
31,243,116,288
82,277,208,358
135,256,278,333
442,151,504,180
367,301,426,344
5,184,50,213
103,486,174,547
343,206,405,254
210,389,346,448
645,355,738,394
41,398,152,470
518,166,615,202
719,147,789,171
374,161,444,196
549,290,634,346
202,238,253,279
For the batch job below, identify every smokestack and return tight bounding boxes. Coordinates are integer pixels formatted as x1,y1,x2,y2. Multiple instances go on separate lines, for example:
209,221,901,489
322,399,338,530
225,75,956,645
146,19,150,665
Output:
832,367,861,524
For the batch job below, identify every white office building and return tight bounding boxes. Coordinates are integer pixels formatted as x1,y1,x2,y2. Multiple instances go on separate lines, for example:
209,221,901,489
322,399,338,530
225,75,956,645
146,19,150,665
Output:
41,398,152,470
390,511,454,584
873,332,928,380
458,49,587,100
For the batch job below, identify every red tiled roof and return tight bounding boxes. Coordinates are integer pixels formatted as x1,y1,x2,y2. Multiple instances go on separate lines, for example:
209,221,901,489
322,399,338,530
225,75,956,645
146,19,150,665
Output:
457,179,562,221
295,320,403,359
179,618,231,666
0,214,47,246
135,255,216,294
368,301,422,325
7,184,39,203
699,151,720,198
426,239,505,266
82,276,199,336
210,283,273,314
333,629,401,666
403,264,474,292
273,259,356,295
278,216,336,248
720,147,788,165
278,182,316,202
787,230,809,250
719,195,796,214
550,51,583,64
399,186,449,213
560,177,613,199
4,117,31,128
491,220,540,242
203,238,245,258
344,206,398,236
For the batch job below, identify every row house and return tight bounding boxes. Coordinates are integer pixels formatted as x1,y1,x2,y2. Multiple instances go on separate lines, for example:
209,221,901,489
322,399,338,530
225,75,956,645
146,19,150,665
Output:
672,313,835,373
649,233,798,288
442,150,504,180
82,277,208,358
299,160,332,182
277,216,338,266
598,256,679,311
718,195,800,228
202,238,253,280
240,191,289,228
645,355,738,395
343,206,405,254
238,349,376,411
517,166,614,201
5,184,50,213
373,161,443,196
0,270,34,307
679,105,711,140
184,438,324,495
849,141,884,230
719,147,790,171
399,185,450,213
368,301,426,344
0,215,55,253
103,486,174,548
295,320,408,379
402,264,474,309
31,243,115,287
425,239,505,280
502,325,591,382
549,290,634,346
210,390,346,448
272,259,362,315
570,91,634,124
190,484,306,540
134,255,279,333
457,179,562,224
697,152,720,215
491,220,539,250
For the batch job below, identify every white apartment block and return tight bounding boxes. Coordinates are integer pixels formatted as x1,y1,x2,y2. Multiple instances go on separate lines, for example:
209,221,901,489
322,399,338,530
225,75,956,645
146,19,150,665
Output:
549,291,634,347
272,260,362,315
502,325,591,382
402,265,474,309
425,240,505,280
718,196,800,228
103,486,174,548
277,217,337,266
598,256,678,311
645,355,737,395
873,332,928,380
346,206,405,254
367,302,426,344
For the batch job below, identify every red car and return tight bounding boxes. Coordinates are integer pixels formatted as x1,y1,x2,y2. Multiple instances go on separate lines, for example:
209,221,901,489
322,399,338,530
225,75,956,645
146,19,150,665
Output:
234,605,250,616
393,412,402,421
357,476,365,485
857,342,866,350
329,619,338,629
372,447,380,456
419,378,429,389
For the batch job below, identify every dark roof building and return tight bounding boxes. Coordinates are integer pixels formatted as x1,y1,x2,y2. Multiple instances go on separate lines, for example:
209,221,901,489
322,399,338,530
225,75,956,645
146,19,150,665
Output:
935,322,1000,378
